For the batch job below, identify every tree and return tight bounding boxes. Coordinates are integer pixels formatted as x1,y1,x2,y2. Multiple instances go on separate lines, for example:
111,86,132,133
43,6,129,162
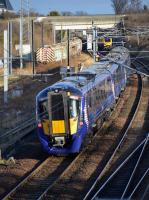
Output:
29,9,42,17
0,11,18,19
131,0,142,12
61,11,74,16
143,4,148,12
75,11,89,16
47,10,61,16
111,0,128,14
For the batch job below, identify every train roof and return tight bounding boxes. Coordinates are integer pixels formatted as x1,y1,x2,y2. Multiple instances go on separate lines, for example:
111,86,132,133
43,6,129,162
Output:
37,46,130,99
53,63,116,94
37,62,116,99
63,76,88,86
80,46,129,75
81,62,111,74
106,46,130,64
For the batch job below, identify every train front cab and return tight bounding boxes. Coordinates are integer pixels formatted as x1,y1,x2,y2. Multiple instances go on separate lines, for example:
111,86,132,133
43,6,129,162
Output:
98,38,112,50
104,38,112,49
37,89,81,154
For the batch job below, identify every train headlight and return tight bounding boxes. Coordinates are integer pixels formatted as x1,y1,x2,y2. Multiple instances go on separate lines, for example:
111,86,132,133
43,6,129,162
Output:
80,121,84,126
54,89,59,93
37,121,42,128
67,92,71,96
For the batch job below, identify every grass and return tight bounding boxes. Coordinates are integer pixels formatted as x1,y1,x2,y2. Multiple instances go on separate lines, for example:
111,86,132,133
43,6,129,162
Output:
0,20,54,57
125,13,149,27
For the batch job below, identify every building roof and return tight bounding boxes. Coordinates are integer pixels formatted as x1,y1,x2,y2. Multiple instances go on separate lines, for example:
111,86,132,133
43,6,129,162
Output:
0,0,13,11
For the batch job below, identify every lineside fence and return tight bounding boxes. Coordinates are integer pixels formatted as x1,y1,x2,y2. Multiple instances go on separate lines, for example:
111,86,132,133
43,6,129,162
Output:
0,69,60,153
0,115,36,153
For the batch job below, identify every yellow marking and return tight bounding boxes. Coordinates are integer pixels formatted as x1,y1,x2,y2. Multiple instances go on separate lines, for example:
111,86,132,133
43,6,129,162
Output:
69,118,78,135
104,38,112,48
52,120,65,134
42,120,50,136
99,38,112,48
67,92,71,96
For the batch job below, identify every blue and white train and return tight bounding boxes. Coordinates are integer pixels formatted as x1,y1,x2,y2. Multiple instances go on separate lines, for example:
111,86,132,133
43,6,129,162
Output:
36,46,130,155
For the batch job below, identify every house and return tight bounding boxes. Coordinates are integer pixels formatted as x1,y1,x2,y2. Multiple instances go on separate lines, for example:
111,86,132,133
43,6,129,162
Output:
0,0,13,13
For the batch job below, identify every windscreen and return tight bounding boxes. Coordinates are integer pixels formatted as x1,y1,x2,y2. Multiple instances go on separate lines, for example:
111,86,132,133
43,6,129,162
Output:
39,100,48,119
105,38,110,42
51,94,64,120
69,98,79,118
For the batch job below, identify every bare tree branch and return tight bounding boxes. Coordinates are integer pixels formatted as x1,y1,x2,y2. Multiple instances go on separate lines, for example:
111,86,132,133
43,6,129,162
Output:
130,0,142,12
111,0,128,14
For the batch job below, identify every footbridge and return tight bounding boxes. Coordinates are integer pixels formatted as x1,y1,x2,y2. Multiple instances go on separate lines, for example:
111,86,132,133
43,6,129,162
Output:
36,15,125,30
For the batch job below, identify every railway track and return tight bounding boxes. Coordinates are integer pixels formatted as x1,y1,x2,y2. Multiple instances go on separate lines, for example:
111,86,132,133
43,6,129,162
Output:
2,156,75,200
0,70,61,153
131,58,149,76
84,60,149,200
2,75,142,200
91,137,149,200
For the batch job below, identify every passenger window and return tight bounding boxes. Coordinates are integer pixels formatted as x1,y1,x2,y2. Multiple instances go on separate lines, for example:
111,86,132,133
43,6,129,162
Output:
51,94,65,120
69,99,79,118
39,100,48,119
88,92,92,107
96,90,98,100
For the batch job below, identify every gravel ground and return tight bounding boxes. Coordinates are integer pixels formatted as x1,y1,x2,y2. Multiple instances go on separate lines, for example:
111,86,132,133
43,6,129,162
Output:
0,130,48,198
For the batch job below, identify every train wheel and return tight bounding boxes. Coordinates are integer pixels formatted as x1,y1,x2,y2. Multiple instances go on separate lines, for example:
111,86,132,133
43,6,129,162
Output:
92,123,97,135
80,131,93,150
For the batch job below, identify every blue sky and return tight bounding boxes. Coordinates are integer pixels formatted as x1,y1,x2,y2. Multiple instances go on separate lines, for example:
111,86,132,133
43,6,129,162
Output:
10,0,149,15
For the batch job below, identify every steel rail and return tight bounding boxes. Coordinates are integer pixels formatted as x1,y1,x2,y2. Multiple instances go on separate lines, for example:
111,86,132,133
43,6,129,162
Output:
83,74,142,200
134,59,149,72
123,63,149,78
2,142,90,200
36,142,94,200
140,181,149,200
0,117,36,152
2,155,76,200
121,134,149,199
128,167,149,199
0,71,60,152
0,117,35,139
91,133,149,200
91,139,146,200
2,158,52,200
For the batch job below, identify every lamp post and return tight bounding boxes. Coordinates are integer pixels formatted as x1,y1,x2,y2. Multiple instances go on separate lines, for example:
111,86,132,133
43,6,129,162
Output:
20,0,23,69
67,29,70,67
31,20,35,75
